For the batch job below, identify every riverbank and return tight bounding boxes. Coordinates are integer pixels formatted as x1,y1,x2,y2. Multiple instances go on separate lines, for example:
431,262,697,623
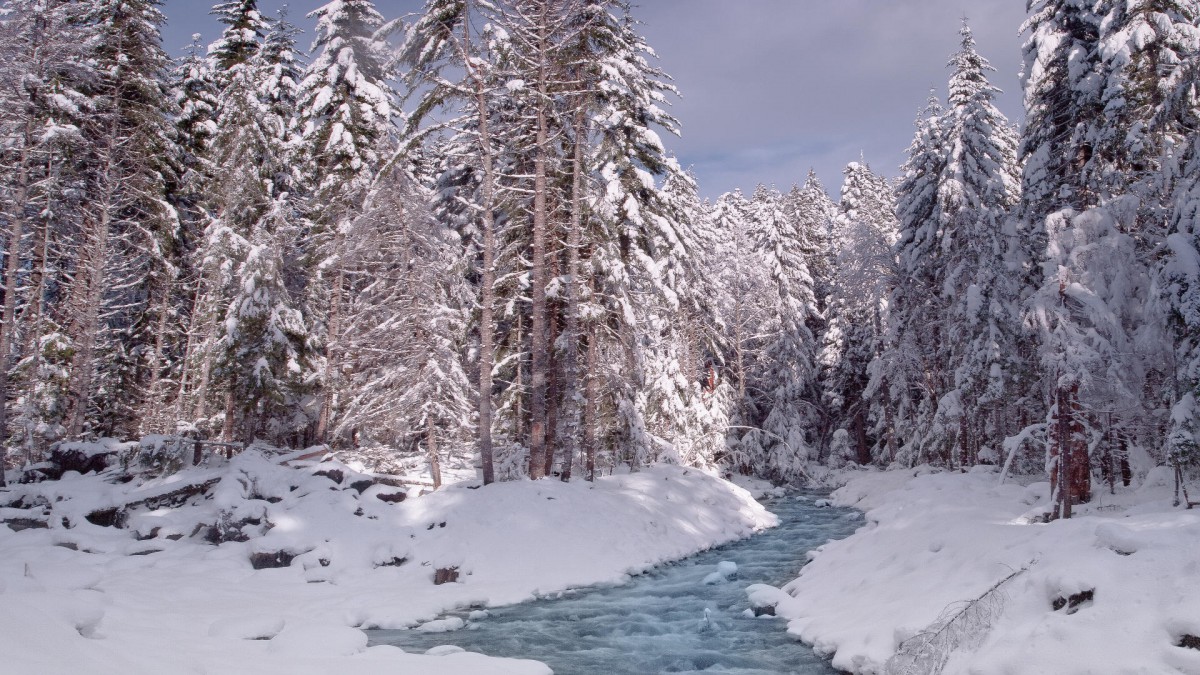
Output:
0,453,774,674
766,466,1200,674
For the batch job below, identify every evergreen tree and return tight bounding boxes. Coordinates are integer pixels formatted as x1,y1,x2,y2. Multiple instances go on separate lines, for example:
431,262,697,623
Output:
63,0,182,439
744,184,821,482
820,161,896,465
295,0,398,444
215,204,312,443
210,1,268,75
0,0,92,475
878,23,1021,468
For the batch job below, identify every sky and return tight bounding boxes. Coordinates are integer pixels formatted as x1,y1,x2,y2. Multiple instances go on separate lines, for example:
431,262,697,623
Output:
160,0,1029,200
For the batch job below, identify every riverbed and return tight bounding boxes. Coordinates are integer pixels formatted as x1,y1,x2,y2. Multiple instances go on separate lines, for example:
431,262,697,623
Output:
370,494,862,674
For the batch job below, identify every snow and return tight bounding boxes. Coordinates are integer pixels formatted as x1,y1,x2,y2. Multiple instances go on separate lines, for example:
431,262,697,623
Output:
0,453,773,674
765,466,1200,674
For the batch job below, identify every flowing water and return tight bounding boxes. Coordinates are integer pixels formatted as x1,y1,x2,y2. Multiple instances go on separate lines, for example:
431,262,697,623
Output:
369,494,861,674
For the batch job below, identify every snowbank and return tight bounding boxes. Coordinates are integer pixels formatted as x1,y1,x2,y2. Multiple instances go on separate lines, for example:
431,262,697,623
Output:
0,453,774,674
765,466,1200,674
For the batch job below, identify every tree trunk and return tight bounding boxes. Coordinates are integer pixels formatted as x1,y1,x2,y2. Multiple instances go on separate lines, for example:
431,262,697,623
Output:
584,322,598,482
427,416,442,490
1049,383,1089,519
221,388,237,442
544,295,560,477
527,11,552,480
15,185,53,465
465,0,497,485
316,265,344,443
0,124,33,484
559,103,586,483
853,406,871,465
64,196,114,438
141,284,172,435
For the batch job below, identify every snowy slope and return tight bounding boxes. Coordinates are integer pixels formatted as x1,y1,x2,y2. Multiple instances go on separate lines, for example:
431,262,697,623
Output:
766,466,1200,674
0,453,774,674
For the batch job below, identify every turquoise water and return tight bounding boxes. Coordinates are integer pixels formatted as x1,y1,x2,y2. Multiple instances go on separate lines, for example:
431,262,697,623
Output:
369,494,860,674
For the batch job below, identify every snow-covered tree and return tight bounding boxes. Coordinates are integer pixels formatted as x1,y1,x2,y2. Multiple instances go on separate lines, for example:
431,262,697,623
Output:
878,23,1022,468
743,184,821,482
62,0,182,440
821,161,896,465
295,0,399,444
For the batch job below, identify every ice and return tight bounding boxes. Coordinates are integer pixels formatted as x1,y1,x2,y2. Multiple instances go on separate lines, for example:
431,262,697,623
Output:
370,495,859,674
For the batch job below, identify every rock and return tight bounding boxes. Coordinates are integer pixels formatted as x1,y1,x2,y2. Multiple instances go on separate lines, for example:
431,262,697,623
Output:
1051,589,1094,614
48,447,114,477
376,491,406,504
348,479,374,493
314,468,344,484
5,517,49,532
433,566,459,585
85,507,122,528
250,550,297,569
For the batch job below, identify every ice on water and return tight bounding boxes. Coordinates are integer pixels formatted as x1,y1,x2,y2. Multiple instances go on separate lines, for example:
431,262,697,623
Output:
370,495,859,674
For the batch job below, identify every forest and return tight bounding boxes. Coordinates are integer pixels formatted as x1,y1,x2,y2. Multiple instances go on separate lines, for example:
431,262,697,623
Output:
1,0,1199,521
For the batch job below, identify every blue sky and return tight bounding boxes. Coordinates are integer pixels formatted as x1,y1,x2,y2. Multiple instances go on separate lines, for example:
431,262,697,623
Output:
160,0,1027,200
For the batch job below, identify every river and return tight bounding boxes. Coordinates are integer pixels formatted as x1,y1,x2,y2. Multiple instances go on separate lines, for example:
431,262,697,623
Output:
369,493,861,674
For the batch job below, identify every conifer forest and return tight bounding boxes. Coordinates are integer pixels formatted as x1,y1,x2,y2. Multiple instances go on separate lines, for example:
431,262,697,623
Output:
3,2,1200,674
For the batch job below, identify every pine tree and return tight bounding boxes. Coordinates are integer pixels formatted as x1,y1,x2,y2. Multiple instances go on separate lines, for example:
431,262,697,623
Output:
401,0,505,484
0,0,93,476
1020,0,1196,514
744,184,821,482
880,23,1021,468
941,23,1022,466
295,0,398,444
63,0,181,439
186,6,312,443
210,1,268,75
820,161,896,465
215,204,312,443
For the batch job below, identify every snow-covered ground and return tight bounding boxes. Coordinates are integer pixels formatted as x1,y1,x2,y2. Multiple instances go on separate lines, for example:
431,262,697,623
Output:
0,452,775,674
760,465,1200,674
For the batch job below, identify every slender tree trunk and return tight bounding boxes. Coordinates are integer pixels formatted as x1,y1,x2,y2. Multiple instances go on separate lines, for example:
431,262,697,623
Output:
316,266,344,443
853,405,870,465
544,296,560,477
465,0,497,485
141,284,172,435
65,179,115,438
559,103,587,483
527,13,552,480
191,291,220,421
584,322,598,481
221,388,237,443
0,125,33,483
17,187,52,465
882,376,896,464
427,415,442,490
